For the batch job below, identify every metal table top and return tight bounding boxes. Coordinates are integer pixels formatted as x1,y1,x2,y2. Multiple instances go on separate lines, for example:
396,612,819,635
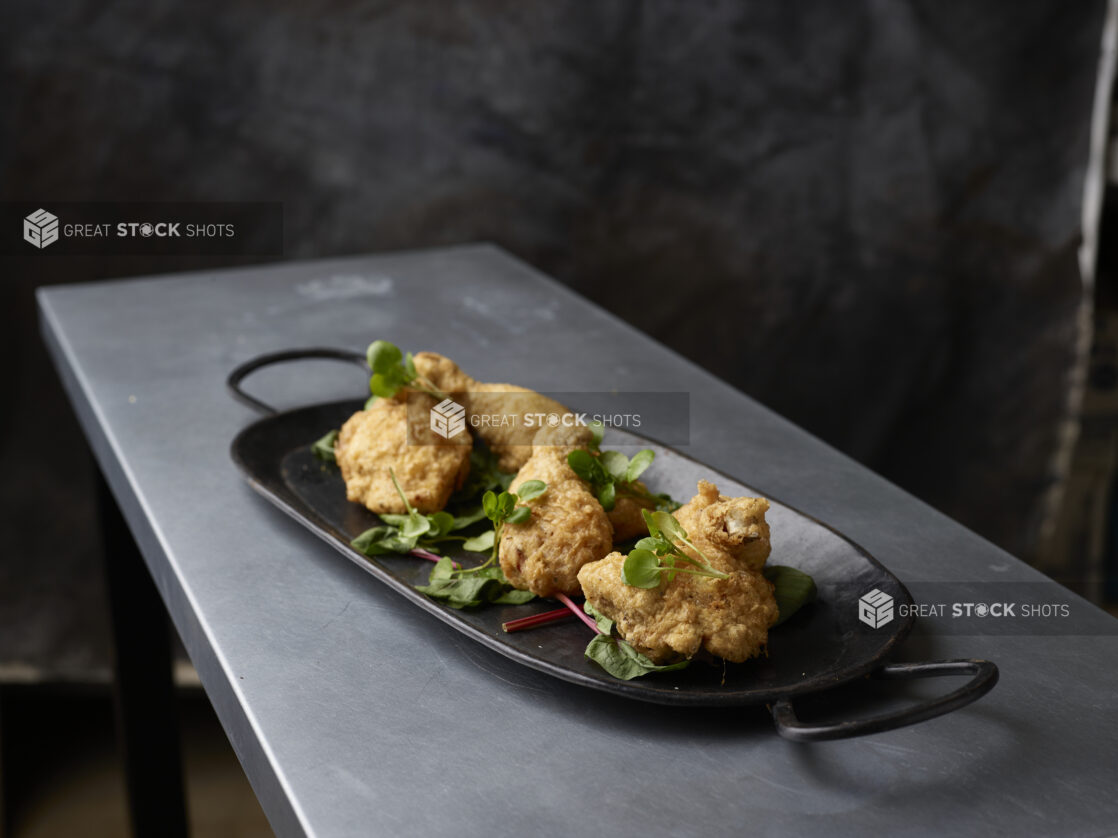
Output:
38,244,1118,837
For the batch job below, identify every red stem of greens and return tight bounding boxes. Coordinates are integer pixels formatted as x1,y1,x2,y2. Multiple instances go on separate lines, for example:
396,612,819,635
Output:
556,593,600,634
501,608,573,633
409,548,460,570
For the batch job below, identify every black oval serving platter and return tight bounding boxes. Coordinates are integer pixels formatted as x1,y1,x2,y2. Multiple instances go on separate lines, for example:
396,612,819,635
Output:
228,349,998,740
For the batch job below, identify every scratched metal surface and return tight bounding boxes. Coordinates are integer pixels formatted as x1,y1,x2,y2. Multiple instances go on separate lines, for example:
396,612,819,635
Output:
39,245,1118,837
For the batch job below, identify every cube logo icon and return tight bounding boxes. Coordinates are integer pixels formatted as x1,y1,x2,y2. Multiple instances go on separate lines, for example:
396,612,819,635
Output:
858,588,894,628
430,398,466,439
24,208,59,249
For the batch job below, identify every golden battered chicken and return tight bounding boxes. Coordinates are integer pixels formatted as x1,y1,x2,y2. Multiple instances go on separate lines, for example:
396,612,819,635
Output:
335,395,471,515
672,480,771,572
412,352,573,473
499,425,613,597
577,480,778,663
606,488,656,542
577,556,777,663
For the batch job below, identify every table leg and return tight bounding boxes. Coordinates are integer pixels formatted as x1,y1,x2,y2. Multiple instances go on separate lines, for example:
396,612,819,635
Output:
96,471,189,838
0,688,7,838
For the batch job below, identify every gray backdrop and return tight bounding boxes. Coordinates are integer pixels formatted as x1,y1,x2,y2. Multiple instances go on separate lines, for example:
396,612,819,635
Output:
0,0,1106,676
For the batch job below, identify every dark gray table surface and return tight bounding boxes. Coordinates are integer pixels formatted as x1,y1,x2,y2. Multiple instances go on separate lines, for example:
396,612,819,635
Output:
38,244,1118,837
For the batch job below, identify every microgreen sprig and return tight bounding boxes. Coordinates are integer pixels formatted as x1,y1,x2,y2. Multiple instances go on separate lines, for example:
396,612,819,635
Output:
458,480,547,568
415,557,535,609
415,481,545,607
365,340,449,408
621,509,730,589
351,468,474,557
566,447,676,512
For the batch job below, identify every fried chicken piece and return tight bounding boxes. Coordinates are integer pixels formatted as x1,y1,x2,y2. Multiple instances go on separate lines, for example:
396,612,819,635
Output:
335,395,471,515
412,352,573,473
577,555,778,663
606,487,656,542
498,425,613,597
673,479,771,572
577,480,778,663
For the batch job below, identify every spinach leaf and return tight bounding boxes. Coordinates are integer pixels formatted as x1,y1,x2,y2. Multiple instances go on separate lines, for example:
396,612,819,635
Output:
581,602,689,680
352,470,485,557
415,560,535,609
583,601,615,634
351,525,418,555
492,588,537,605
584,634,690,681
763,565,817,626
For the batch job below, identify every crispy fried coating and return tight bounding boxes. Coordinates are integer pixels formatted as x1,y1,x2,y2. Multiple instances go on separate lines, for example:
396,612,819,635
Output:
412,352,573,473
577,554,778,663
335,396,470,515
607,486,656,542
498,425,613,597
577,480,778,663
673,480,771,572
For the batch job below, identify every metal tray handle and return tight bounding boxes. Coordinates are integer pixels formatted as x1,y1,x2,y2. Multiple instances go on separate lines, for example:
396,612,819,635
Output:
227,347,367,415
771,659,999,741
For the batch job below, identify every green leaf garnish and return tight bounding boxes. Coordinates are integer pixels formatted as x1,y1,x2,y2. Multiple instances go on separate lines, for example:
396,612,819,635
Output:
621,510,730,588
581,603,688,680
515,479,547,503
369,373,401,398
649,510,684,541
763,565,818,626
450,506,489,531
311,429,339,463
400,514,431,539
414,479,547,606
429,556,455,580
340,430,542,611
624,449,655,483
351,526,419,555
351,468,495,557
584,634,691,680
492,588,536,605
620,549,662,588
415,559,534,609
505,506,531,525
389,468,430,539
461,530,495,553
596,481,616,511
599,450,629,480
583,601,615,634
362,340,449,401
366,340,402,373
566,447,678,514
455,443,513,501
427,511,455,538
566,449,603,483
464,483,543,566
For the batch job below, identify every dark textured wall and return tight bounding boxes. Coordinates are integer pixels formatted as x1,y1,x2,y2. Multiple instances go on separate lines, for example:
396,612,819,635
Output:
0,1,1105,673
